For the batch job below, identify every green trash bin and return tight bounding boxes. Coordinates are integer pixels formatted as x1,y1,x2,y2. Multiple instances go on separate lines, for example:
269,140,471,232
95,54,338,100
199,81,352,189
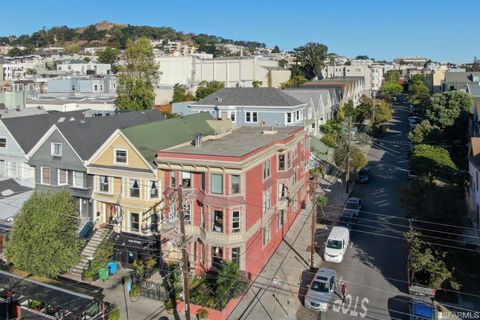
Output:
99,268,109,281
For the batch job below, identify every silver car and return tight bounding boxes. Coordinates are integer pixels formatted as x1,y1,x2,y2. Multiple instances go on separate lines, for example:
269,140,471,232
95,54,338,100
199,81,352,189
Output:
304,268,337,312
344,197,362,218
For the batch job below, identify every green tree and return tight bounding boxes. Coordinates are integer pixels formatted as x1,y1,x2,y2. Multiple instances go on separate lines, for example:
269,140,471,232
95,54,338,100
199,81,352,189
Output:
410,144,457,179
408,120,443,144
382,81,403,96
334,144,366,171
384,70,402,82
355,96,392,124
98,47,120,65
271,45,280,53
408,78,430,106
293,42,328,79
5,192,81,278
355,55,370,60
278,59,288,68
252,80,263,87
280,75,308,89
427,91,473,129
116,37,158,110
374,100,393,123
195,81,225,100
215,261,248,308
7,47,32,57
172,83,194,102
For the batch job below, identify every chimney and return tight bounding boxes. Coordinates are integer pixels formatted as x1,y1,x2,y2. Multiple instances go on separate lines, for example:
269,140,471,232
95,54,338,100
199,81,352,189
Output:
194,133,202,147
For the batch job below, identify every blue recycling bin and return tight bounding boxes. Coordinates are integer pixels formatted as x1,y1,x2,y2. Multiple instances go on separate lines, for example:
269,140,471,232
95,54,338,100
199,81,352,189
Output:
107,261,118,275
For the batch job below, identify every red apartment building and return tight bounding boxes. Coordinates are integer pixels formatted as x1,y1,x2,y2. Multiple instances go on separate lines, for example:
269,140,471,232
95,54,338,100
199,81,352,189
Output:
156,126,310,278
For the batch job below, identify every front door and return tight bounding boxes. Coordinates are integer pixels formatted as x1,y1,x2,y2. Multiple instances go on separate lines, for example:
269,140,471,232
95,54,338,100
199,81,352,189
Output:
106,203,116,224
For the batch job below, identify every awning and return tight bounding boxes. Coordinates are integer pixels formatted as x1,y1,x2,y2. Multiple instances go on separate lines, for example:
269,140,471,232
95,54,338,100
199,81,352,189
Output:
0,270,98,315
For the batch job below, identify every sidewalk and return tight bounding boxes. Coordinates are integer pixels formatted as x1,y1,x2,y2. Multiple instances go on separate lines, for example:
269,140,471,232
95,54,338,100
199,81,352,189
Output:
227,179,348,320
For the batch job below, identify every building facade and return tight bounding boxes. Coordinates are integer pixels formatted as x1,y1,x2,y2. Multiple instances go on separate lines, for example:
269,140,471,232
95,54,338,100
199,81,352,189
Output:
156,126,310,277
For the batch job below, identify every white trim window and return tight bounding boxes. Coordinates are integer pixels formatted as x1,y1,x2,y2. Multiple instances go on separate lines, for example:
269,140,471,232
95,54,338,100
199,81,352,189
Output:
40,167,51,185
263,223,271,246
245,111,258,123
51,142,62,157
0,137,6,148
183,204,191,225
57,169,68,185
231,175,240,194
278,183,287,200
99,175,110,193
278,154,285,171
263,188,271,213
263,159,271,180
72,171,85,188
182,171,192,188
277,209,286,229
232,210,240,233
170,171,177,188
130,212,140,232
285,112,293,124
114,149,127,164
211,174,223,195
150,181,158,199
129,179,140,198
229,111,236,123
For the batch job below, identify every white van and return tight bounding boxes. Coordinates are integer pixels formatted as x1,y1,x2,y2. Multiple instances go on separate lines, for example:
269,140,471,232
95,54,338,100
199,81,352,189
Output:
324,226,350,263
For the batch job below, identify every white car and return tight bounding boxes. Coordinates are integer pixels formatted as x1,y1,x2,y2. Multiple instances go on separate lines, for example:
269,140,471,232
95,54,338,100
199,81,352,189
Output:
324,227,350,263
305,268,337,312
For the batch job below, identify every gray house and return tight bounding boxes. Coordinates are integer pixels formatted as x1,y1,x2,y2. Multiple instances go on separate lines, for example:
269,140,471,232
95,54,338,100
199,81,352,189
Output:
284,88,339,137
173,88,308,129
0,110,86,188
27,110,165,225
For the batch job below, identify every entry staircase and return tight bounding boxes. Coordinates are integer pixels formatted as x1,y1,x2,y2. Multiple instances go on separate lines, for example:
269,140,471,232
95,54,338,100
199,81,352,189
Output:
68,227,113,279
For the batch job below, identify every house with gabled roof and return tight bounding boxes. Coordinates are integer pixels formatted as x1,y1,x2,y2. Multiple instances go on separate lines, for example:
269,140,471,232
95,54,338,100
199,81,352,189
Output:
27,110,165,228
0,110,86,188
85,112,232,265
173,87,309,129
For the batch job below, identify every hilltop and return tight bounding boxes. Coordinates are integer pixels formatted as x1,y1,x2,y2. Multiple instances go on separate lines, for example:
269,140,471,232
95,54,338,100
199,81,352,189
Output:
1,21,266,53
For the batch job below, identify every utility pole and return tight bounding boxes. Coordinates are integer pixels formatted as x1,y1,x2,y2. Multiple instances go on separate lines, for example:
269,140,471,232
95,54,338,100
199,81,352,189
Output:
309,175,318,269
345,116,352,193
178,186,191,320
371,90,377,125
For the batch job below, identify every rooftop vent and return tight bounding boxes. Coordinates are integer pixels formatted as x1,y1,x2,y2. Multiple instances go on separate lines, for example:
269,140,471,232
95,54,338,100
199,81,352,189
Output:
1,189,14,197
193,133,202,147
57,117,66,123
69,117,75,122
262,130,277,135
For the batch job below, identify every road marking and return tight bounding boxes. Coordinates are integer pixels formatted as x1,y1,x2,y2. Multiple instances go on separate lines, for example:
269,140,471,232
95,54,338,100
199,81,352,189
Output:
331,294,369,318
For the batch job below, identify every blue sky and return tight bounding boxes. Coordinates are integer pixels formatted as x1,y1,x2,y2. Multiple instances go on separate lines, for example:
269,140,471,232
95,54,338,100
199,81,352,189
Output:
1,0,478,63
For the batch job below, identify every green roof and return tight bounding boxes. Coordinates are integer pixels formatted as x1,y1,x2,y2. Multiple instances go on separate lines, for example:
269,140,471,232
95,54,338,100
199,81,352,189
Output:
122,112,216,163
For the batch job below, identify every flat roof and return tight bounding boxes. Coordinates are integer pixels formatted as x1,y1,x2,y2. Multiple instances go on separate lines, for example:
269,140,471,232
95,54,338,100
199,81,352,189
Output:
161,126,303,158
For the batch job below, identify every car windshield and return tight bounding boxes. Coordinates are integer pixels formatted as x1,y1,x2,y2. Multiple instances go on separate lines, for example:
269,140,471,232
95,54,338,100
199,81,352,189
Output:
346,202,359,209
327,240,342,249
311,280,329,293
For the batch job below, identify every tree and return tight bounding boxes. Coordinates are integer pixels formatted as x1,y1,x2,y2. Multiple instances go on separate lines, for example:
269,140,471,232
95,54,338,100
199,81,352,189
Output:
215,261,248,308
408,80,430,106
355,55,370,60
382,81,403,97
280,75,308,89
355,96,392,124
334,144,366,171
195,81,225,100
172,83,194,102
408,120,443,144
116,37,158,110
278,59,288,68
410,144,457,179
384,70,402,82
374,100,393,124
405,229,459,290
7,47,32,57
252,80,263,87
427,91,473,129
293,42,328,79
271,45,280,53
5,191,81,278
98,47,119,65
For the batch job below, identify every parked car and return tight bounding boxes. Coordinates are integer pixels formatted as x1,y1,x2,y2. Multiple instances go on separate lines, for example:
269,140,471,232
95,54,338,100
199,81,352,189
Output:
304,268,337,312
344,198,362,218
339,209,357,230
409,297,436,320
356,167,372,183
324,227,350,263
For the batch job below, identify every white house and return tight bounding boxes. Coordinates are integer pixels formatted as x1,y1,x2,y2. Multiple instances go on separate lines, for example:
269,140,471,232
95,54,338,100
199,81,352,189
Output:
56,61,111,76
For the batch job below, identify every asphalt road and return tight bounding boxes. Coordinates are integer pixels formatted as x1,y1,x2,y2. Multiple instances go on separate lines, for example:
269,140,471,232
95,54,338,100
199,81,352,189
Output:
300,104,413,320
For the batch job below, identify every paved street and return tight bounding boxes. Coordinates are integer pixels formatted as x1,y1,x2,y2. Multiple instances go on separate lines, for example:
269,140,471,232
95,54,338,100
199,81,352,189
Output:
229,104,413,320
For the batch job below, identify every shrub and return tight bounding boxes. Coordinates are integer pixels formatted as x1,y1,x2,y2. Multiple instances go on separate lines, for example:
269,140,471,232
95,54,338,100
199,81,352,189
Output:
108,307,120,320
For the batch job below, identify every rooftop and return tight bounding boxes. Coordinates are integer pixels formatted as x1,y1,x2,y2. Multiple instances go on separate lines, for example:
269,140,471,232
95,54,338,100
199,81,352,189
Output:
161,126,302,158
122,112,223,163
194,87,305,107
0,178,33,199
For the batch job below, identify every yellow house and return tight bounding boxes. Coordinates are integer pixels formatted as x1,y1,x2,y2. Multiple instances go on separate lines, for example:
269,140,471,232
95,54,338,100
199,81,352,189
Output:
85,112,230,264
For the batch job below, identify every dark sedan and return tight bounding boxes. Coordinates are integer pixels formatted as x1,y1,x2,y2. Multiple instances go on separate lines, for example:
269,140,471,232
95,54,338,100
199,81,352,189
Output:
356,167,372,183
